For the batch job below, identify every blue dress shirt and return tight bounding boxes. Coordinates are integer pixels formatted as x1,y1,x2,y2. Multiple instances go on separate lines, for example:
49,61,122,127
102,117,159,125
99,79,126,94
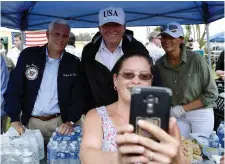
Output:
32,48,63,116
1,55,9,116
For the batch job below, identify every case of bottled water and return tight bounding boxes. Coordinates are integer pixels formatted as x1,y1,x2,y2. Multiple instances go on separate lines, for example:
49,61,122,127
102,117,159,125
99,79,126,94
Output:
47,125,82,164
217,122,224,148
208,131,219,148
0,127,45,164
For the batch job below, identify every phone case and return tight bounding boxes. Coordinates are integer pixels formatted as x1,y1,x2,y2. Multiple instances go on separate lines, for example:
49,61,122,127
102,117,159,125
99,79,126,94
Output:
129,86,172,140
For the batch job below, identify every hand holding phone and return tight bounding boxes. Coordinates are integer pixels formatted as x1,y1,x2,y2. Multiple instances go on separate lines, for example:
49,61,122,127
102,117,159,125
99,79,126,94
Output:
129,86,172,141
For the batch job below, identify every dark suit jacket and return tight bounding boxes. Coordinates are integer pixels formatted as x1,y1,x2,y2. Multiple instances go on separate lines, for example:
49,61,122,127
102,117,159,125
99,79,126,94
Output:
4,45,85,125
81,30,162,110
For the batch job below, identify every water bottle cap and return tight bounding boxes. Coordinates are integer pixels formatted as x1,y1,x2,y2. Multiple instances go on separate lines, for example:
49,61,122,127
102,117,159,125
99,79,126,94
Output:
59,152,66,158
73,140,78,144
14,149,22,156
23,148,33,156
53,141,58,145
22,151,33,163
4,147,11,154
23,156,33,163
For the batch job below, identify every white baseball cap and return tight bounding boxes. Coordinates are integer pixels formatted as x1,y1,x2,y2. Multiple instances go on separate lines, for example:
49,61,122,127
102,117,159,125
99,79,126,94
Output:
98,6,125,26
160,22,184,38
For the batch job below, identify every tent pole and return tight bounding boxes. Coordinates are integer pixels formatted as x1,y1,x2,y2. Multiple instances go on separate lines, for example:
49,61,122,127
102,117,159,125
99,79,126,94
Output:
206,24,211,68
20,30,25,50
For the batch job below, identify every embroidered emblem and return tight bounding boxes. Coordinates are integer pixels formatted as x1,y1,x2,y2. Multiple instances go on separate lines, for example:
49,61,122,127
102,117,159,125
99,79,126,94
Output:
25,67,38,80
63,73,77,77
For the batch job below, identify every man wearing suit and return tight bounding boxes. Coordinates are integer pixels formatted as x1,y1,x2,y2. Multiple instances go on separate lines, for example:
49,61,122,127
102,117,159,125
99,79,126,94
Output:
4,19,85,143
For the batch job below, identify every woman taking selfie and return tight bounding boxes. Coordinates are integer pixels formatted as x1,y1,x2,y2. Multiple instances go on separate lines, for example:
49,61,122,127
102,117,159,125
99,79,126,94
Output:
80,50,189,164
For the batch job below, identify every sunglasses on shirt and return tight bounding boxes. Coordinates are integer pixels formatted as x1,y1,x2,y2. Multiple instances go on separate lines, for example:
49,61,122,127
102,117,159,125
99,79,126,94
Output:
160,24,178,33
118,72,153,81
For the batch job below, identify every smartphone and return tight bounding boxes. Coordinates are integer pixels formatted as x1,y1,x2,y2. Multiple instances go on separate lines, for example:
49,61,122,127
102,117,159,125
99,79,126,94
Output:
129,86,172,141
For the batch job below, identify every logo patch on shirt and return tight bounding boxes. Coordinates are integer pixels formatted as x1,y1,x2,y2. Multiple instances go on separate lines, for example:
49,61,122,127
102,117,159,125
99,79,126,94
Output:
25,67,38,80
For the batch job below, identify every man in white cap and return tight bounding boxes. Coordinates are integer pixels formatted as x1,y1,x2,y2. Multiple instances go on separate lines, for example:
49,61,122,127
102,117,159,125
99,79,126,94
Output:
81,6,162,111
155,22,218,139
146,31,165,64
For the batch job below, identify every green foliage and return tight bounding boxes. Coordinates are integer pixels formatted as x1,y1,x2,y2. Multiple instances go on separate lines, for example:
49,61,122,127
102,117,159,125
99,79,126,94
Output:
153,26,161,32
75,33,93,41
194,25,206,49
184,25,191,43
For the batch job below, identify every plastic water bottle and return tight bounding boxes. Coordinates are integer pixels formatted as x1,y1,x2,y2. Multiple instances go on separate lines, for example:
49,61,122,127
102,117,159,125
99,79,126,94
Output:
34,129,45,160
13,148,23,164
47,126,83,164
22,148,34,164
68,141,81,164
217,123,225,148
0,149,5,163
208,131,219,148
3,146,18,164
26,132,39,162
47,139,59,164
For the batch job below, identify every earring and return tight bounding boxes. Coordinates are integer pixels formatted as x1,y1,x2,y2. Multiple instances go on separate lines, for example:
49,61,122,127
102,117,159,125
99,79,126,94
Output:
114,86,117,90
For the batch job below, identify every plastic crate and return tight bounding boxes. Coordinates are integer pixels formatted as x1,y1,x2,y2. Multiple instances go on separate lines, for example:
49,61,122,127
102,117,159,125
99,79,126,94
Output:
215,79,224,93
214,95,224,130
215,95,224,113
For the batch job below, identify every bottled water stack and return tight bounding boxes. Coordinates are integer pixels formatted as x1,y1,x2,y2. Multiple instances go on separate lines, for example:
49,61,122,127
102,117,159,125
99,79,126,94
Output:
217,122,224,148
47,125,82,164
1,144,39,164
208,131,219,148
1,127,45,164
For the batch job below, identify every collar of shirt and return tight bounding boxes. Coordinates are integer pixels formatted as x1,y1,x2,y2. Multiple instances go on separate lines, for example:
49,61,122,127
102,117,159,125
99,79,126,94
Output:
11,46,21,53
148,42,158,48
46,47,63,64
100,38,123,53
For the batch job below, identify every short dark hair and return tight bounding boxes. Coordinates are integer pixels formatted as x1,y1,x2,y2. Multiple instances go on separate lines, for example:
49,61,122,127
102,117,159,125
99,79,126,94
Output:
68,32,76,46
14,33,21,40
112,50,153,75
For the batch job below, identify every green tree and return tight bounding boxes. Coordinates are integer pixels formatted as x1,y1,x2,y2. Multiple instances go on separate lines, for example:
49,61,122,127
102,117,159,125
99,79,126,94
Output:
195,25,206,49
184,24,206,49
184,25,192,43
153,26,160,32
75,33,92,41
